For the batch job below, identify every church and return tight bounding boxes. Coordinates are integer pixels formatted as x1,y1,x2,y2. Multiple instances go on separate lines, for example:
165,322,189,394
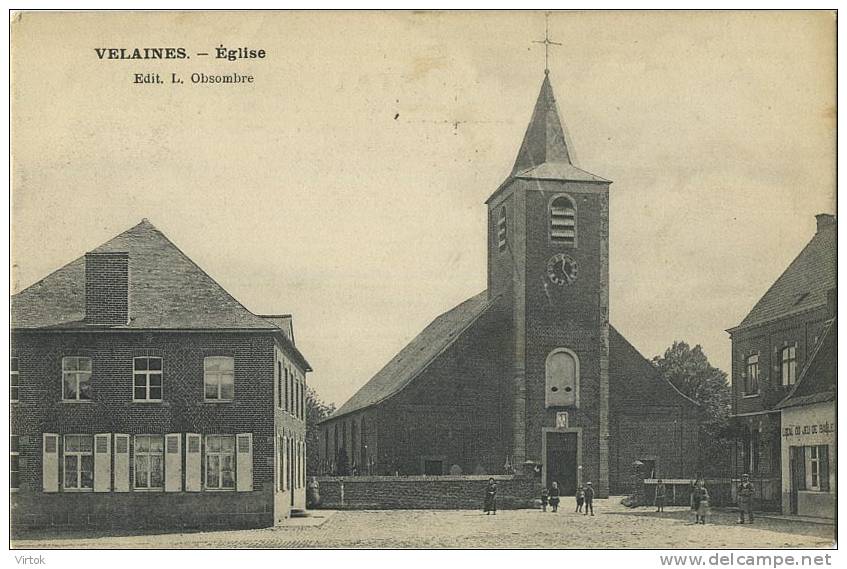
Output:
318,71,702,497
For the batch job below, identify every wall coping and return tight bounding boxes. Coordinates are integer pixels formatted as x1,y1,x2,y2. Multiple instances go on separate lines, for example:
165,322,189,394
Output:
315,475,523,483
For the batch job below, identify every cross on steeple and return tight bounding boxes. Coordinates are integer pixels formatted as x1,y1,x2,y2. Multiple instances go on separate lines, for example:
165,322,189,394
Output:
532,12,562,75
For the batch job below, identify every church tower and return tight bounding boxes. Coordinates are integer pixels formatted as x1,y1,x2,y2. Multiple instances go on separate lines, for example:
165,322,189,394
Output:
486,72,613,496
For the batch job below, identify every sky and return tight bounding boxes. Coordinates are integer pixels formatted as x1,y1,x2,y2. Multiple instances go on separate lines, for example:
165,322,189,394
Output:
10,11,836,408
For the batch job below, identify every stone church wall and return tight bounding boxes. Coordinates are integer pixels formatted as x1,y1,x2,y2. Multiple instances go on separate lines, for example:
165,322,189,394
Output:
314,475,538,510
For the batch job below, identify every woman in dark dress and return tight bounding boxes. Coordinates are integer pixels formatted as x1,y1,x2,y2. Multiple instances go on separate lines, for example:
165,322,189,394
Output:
484,478,497,515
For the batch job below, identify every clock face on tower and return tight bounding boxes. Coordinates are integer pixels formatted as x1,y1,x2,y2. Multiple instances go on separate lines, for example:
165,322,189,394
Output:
546,253,578,286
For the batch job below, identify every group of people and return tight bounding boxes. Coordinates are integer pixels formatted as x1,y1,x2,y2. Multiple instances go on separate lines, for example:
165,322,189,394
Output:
653,473,755,525
540,481,595,515
484,473,756,522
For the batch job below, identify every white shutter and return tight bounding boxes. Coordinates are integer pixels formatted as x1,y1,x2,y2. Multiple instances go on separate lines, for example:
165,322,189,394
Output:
185,433,202,492
94,433,112,492
113,434,130,492
165,433,182,492
42,433,59,492
236,433,253,492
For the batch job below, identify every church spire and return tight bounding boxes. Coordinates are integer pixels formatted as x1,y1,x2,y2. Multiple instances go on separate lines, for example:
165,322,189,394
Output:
512,73,573,173
509,74,610,183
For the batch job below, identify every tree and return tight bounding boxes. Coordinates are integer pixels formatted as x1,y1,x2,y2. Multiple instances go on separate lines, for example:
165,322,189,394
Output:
305,386,335,476
651,341,733,475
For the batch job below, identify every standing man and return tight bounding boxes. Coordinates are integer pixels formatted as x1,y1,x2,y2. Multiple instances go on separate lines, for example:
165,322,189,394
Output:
584,481,595,516
737,473,755,524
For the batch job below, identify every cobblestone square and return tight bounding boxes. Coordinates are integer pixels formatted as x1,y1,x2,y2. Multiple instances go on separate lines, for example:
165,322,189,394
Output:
12,500,836,549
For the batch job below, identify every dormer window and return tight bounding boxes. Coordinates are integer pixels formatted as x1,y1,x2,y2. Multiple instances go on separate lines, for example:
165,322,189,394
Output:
497,207,507,252
550,195,576,245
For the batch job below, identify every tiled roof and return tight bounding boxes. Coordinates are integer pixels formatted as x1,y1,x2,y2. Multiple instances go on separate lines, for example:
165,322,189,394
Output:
323,291,496,421
775,318,835,410
11,219,280,331
734,222,836,330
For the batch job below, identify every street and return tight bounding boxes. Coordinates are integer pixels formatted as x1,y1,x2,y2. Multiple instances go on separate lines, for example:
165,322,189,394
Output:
12,500,835,549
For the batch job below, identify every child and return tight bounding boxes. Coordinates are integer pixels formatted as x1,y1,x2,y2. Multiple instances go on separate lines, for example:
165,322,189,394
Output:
541,486,549,512
576,485,585,513
549,481,560,513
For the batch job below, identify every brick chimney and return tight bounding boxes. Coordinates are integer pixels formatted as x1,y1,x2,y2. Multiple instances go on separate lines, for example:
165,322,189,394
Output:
815,213,836,233
84,252,130,325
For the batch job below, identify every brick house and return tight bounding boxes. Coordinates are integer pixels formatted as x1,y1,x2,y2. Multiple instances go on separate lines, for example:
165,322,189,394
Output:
727,214,836,511
10,219,311,529
774,317,835,519
318,74,702,497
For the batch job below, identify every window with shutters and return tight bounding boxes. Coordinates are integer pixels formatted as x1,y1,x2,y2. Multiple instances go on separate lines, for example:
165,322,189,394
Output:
808,446,820,490
497,206,507,252
549,195,577,246
204,356,234,401
63,435,93,491
205,435,235,490
10,435,19,491
134,435,164,490
133,357,163,401
781,346,797,386
62,356,92,401
10,357,19,402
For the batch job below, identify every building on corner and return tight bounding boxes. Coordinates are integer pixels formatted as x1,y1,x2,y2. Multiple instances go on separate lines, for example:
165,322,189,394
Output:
10,219,311,529
727,214,836,512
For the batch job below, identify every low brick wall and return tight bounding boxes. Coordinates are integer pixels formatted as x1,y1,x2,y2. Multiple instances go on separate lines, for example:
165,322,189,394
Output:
11,488,275,530
314,475,538,510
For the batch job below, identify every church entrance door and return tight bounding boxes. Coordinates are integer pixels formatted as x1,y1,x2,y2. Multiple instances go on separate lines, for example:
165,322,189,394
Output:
546,432,578,496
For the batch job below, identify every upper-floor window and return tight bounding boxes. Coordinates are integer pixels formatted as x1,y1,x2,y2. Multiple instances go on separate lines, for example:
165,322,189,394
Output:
62,356,92,401
284,367,290,413
277,362,283,409
743,354,759,395
134,435,164,490
133,357,163,401
205,435,235,490
204,356,234,401
497,206,507,252
550,195,576,245
10,357,19,402
10,435,19,491
63,434,93,491
781,346,797,386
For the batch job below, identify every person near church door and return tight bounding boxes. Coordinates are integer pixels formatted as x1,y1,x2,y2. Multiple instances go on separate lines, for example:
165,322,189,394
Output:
549,481,560,512
576,485,585,513
484,478,497,515
541,485,549,512
584,481,595,515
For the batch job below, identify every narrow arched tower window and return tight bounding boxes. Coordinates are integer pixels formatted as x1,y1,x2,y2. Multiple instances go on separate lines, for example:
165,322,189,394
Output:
550,195,576,245
546,348,579,408
497,206,508,252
